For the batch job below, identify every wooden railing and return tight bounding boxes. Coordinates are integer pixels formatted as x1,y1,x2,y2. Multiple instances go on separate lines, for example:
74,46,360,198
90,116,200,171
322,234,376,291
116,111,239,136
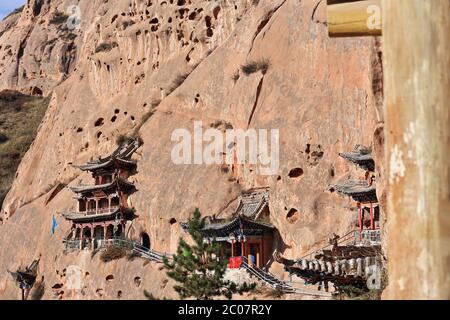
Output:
79,206,120,215
360,229,381,245
63,237,171,263
298,228,381,261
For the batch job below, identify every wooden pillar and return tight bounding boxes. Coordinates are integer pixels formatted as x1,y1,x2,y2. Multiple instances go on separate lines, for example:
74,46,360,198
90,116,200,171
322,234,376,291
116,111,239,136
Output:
80,226,83,249
103,222,107,240
327,0,382,37
91,224,94,249
231,240,234,257
95,199,98,214
240,239,244,257
258,240,262,268
382,0,450,299
358,203,363,240
370,202,374,230
256,252,260,269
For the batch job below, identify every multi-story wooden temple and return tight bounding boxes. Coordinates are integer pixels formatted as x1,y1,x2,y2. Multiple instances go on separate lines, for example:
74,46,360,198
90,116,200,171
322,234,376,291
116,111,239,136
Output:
186,188,276,270
62,139,141,251
335,147,380,246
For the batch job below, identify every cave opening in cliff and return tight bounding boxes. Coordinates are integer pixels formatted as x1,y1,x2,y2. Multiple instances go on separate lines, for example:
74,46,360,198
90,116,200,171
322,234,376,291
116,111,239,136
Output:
141,232,150,249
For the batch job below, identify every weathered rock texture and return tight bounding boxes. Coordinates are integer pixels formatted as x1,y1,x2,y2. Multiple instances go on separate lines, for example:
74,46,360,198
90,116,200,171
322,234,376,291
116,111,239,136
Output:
0,0,383,299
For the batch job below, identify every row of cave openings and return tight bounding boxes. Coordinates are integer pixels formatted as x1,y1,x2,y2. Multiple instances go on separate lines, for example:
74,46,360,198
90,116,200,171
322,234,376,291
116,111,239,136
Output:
68,108,137,143
52,268,145,299
105,0,224,41
94,0,230,72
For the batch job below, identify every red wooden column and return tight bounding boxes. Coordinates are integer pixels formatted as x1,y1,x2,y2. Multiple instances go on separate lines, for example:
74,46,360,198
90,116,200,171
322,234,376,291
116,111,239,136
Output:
370,202,374,230
258,241,262,268
358,203,363,240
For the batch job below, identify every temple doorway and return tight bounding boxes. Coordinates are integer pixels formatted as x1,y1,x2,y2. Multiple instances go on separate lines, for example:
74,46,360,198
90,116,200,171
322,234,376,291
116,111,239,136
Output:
93,226,104,249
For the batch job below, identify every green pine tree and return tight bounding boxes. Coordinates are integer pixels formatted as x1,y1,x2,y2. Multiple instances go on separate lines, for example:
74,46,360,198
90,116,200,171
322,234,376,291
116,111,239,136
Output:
163,208,255,300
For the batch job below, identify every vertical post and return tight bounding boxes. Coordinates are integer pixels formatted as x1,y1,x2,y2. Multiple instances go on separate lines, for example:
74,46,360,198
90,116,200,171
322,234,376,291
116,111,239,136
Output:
358,203,363,240
91,224,94,250
370,202,374,230
241,240,244,257
80,226,83,249
383,0,450,299
231,240,234,257
95,199,98,214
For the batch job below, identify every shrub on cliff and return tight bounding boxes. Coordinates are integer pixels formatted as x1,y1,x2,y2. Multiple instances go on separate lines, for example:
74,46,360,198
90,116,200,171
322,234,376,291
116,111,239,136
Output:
0,133,9,143
95,42,119,53
49,11,69,25
100,245,128,263
162,208,255,300
241,59,270,75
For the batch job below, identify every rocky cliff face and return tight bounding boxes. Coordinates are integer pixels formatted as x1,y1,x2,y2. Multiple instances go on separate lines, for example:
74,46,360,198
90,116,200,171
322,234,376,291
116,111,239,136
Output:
0,0,383,299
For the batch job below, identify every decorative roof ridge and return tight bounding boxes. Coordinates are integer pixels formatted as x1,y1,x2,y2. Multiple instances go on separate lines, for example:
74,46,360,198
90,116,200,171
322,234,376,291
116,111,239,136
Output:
338,146,375,171
74,138,142,171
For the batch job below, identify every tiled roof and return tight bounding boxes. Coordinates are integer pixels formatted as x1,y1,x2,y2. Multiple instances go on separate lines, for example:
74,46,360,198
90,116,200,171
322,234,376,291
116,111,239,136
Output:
70,178,136,195
334,179,377,203
76,139,141,171
339,147,375,171
236,189,269,219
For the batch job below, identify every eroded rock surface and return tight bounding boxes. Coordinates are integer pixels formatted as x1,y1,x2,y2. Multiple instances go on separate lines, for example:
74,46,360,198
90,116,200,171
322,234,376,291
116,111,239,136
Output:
0,0,382,299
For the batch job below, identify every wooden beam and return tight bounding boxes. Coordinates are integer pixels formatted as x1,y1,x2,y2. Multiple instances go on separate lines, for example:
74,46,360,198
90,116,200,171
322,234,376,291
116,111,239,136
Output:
382,0,450,299
327,0,382,37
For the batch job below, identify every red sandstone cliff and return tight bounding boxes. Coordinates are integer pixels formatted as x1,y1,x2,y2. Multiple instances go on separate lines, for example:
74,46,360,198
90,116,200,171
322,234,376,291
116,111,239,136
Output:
0,0,383,300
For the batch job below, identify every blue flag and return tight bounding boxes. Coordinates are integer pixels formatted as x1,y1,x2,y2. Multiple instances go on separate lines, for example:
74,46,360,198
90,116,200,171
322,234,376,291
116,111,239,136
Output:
51,215,58,235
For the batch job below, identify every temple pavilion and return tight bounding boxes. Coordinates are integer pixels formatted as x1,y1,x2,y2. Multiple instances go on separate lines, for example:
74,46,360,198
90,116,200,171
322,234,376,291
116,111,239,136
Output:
186,188,276,270
62,139,141,251
272,148,383,293
335,147,380,246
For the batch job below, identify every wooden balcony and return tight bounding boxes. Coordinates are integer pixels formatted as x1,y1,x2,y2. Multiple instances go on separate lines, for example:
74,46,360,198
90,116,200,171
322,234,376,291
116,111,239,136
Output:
81,206,120,215
360,229,381,246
